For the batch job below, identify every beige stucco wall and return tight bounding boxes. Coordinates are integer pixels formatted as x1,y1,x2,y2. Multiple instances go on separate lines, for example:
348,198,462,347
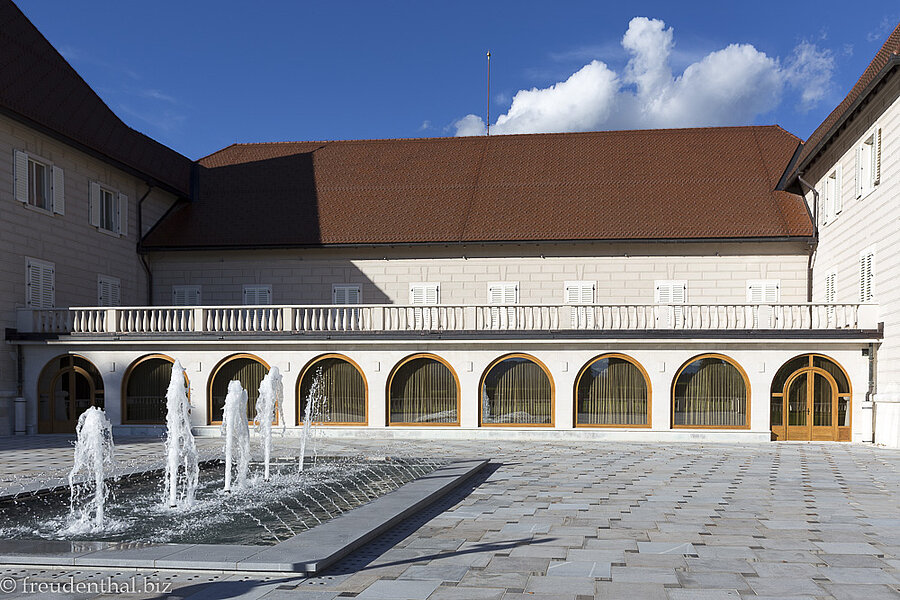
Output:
802,68,900,446
0,113,180,434
148,241,811,307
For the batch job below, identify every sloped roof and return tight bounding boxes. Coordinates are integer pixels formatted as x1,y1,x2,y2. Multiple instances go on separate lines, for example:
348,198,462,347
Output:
792,21,900,175
142,125,812,250
0,0,191,196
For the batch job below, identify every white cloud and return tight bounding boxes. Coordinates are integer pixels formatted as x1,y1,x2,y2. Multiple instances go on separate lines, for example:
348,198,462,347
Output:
454,17,834,136
784,41,835,112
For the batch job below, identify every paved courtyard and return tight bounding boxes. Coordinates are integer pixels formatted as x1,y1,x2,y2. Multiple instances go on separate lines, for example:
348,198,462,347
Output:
0,437,898,599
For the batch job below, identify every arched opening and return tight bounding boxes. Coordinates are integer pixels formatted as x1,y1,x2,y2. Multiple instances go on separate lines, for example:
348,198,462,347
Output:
208,354,269,424
480,354,553,426
297,354,367,425
575,354,650,427
37,355,105,434
770,354,851,441
387,354,459,425
122,355,189,424
672,354,749,429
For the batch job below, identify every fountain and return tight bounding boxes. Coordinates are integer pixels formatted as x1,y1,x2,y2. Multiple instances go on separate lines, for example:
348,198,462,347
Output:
163,359,199,508
255,367,286,481
67,406,115,531
221,380,251,492
298,370,322,473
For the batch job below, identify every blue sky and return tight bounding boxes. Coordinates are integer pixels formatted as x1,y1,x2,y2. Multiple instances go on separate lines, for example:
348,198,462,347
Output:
17,1,899,160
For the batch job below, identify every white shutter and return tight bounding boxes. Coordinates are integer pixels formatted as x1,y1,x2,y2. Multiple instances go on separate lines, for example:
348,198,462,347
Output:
655,280,686,328
822,176,832,223
859,252,874,302
409,283,439,329
747,280,779,328
874,127,882,186
118,193,128,235
488,282,518,329
747,280,779,303
26,259,55,308
173,285,201,306
565,281,595,328
834,166,842,214
89,182,101,227
243,285,271,305
97,276,121,307
14,150,28,203
333,285,360,304
51,166,65,215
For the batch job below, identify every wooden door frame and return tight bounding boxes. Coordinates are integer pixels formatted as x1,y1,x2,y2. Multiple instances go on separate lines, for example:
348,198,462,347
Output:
47,366,96,434
781,367,839,441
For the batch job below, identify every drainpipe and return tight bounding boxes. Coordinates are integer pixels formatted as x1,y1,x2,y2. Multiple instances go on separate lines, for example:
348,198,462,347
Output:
137,185,153,305
868,342,877,442
796,174,819,302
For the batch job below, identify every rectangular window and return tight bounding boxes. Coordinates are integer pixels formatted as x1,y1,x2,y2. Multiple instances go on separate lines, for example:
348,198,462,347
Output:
97,275,121,307
333,284,361,304
821,166,841,224
409,283,439,329
655,280,687,328
26,258,55,308
565,280,596,328
242,285,272,305
857,128,881,198
14,150,64,214
90,182,127,235
488,281,519,329
28,158,50,210
747,279,779,328
859,250,875,302
172,285,201,306
409,283,439,305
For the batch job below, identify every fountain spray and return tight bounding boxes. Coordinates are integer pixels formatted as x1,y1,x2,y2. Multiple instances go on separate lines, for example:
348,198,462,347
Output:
222,380,251,492
255,366,286,481
68,406,115,531
163,360,199,508
298,370,322,473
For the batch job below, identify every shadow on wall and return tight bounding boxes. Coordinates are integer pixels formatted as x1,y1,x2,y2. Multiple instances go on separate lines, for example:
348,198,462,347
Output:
145,149,391,305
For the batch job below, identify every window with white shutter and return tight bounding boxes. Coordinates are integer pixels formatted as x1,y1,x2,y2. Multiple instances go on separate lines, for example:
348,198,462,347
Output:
859,250,875,302
409,283,439,329
333,284,361,304
825,271,837,325
172,285,201,306
90,182,126,235
565,280,596,328
857,128,880,198
488,282,519,329
747,279,779,328
97,275,121,307
654,280,687,328
243,285,272,305
14,151,64,214
822,167,841,224
26,258,55,308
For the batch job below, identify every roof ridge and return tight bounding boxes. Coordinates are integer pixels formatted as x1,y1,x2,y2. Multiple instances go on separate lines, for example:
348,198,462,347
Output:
209,124,788,151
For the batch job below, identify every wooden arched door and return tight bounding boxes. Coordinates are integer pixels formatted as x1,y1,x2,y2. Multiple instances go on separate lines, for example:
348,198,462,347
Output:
770,354,851,442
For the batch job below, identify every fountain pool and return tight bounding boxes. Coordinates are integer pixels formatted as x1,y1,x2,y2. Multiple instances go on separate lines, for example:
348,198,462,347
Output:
0,456,445,546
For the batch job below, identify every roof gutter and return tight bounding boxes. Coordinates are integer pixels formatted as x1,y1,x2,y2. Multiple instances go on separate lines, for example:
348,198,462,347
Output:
792,56,900,178
140,234,817,254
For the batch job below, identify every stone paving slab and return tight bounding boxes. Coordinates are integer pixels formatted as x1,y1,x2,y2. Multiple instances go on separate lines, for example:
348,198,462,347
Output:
0,438,899,600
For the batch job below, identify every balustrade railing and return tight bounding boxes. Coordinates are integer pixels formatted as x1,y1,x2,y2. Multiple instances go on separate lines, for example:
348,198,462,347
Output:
16,302,876,335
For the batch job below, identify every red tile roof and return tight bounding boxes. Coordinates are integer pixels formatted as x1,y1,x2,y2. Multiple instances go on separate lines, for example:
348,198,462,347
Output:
142,126,812,250
0,0,191,196
792,21,900,176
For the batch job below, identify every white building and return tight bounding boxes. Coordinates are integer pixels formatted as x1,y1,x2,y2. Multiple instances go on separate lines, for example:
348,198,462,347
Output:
2,2,897,446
